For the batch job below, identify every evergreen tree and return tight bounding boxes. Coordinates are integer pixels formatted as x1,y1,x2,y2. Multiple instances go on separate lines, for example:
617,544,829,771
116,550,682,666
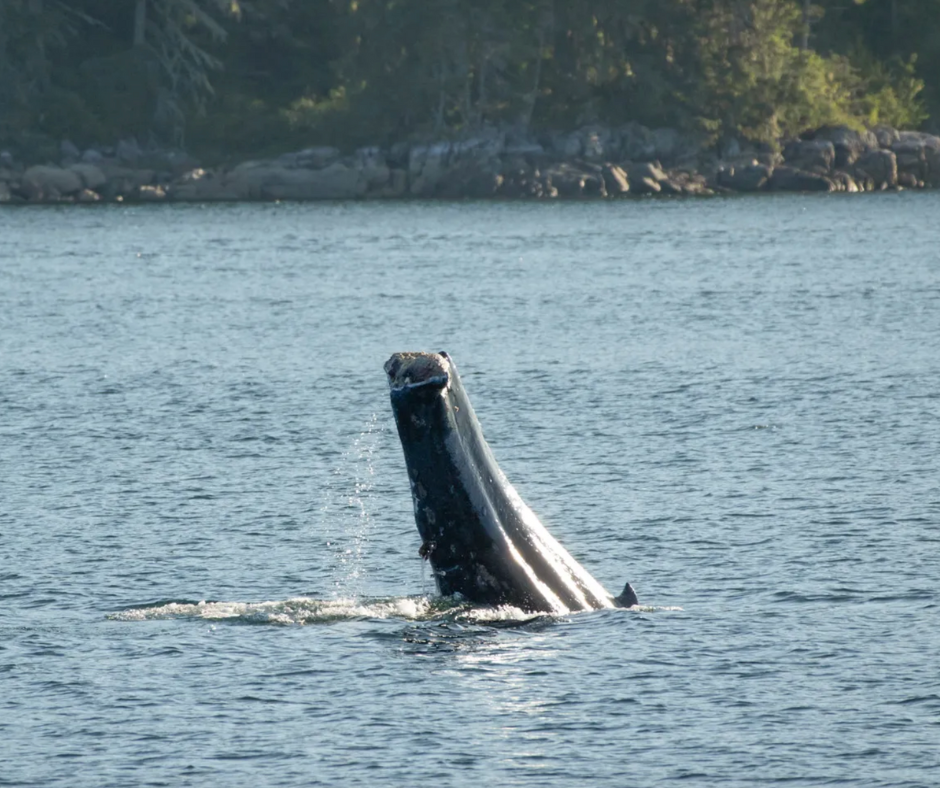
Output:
1,0,936,153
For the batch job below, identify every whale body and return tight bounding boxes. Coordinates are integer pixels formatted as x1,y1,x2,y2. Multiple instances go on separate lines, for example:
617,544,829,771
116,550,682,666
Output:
385,351,637,614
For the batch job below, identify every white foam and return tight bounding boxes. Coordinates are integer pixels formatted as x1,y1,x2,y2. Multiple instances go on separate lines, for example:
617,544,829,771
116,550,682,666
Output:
108,597,681,625
107,595,543,625
452,603,537,623
108,596,437,624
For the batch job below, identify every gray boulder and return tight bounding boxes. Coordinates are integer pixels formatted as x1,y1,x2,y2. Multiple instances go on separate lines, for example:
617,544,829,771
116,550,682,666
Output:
719,162,772,192
498,162,549,198
580,127,613,161
547,131,583,158
22,165,83,200
813,126,878,168
354,148,391,193
668,171,712,196
277,146,340,169
631,161,667,182
601,164,630,195
853,172,875,192
541,162,589,197
632,177,660,194
436,162,502,199
100,166,156,200
661,130,706,166
770,166,835,192
896,130,940,150
170,170,243,201
871,123,901,148
504,141,544,159
60,139,80,164
451,133,505,162
892,132,940,184
927,148,940,188
581,172,607,197
178,167,208,183
156,150,200,177
409,143,452,196
873,125,900,148
623,161,667,194
783,139,835,172
378,169,409,198
854,149,897,189
446,137,505,198
893,148,927,181
830,171,859,192
116,138,142,165
223,161,366,200
138,185,167,201
68,163,107,191
650,127,683,162
656,177,685,195
619,123,657,161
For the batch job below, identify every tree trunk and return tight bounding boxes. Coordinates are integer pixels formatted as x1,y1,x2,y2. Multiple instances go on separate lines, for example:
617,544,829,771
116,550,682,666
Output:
800,0,811,50
523,4,552,129
434,55,446,133
478,53,488,126
133,0,147,47
522,27,544,128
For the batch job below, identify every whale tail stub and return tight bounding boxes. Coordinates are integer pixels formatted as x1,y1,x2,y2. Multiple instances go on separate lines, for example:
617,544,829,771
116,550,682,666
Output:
614,582,639,608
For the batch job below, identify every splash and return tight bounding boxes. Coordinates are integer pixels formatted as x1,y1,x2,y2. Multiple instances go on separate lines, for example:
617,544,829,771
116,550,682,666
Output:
319,413,385,598
108,596,672,626
107,595,537,626
108,596,433,625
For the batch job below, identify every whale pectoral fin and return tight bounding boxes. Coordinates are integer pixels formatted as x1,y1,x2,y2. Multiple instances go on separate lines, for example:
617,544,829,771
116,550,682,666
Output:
614,582,639,608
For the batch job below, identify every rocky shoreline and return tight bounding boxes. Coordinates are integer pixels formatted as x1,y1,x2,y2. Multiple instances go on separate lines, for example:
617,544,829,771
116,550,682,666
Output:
2,123,939,205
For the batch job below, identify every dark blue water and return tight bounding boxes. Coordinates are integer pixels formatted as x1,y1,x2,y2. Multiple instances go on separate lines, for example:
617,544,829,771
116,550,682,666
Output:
2,195,939,787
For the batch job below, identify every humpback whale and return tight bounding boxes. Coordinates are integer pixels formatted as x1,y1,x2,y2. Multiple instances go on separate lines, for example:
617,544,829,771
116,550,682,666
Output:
385,351,638,614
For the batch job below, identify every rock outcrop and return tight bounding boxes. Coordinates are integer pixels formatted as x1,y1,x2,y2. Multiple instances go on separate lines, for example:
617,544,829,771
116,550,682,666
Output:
2,123,939,205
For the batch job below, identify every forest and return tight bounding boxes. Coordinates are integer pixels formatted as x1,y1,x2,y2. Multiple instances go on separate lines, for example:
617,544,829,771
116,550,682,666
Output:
1,0,938,159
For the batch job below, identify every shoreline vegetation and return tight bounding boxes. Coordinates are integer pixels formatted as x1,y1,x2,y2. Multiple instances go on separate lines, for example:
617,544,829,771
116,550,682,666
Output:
2,1,940,204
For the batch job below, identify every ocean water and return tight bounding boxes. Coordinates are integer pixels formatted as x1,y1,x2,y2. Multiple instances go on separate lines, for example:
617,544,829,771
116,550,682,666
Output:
1,194,938,787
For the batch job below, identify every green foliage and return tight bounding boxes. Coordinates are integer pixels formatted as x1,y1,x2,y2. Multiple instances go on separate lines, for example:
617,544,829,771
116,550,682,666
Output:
187,94,292,162
689,0,928,143
329,1,555,137
0,0,83,137
694,2,861,143
77,49,162,141
811,0,940,125
854,54,928,128
1,0,938,153
32,86,109,145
